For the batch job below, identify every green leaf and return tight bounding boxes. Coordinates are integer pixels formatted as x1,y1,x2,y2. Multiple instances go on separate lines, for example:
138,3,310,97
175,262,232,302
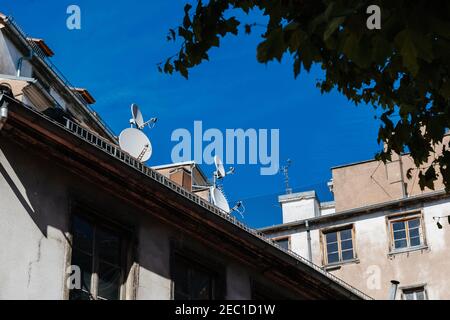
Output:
257,28,285,63
324,17,345,41
395,29,419,75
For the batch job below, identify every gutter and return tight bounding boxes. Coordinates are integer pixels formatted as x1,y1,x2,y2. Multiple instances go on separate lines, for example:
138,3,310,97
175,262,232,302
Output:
0,95,8,131
305,220,313,262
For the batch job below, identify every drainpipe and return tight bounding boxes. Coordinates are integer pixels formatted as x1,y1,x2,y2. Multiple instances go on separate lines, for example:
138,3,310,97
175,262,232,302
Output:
389,280,400,300
0,98,8,131
399,156,407,198
305,220,313,262
16,50,33,77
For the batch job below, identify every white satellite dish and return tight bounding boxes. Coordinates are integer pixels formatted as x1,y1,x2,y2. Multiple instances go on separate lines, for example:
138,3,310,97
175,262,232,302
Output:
210,187,231,213
131,103,144,129
214,156,226,179
119,128,152,162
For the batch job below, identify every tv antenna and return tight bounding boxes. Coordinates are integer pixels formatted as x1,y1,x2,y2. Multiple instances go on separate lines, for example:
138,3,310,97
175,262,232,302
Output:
118,104,157,163
209,155,244,218
281,159,292,194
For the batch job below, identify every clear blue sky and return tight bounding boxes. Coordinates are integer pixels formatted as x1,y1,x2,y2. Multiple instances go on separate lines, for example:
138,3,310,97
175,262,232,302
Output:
3,1,382,228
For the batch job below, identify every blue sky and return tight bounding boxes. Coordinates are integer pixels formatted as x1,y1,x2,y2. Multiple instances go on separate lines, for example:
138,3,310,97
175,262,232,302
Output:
3,1,382,228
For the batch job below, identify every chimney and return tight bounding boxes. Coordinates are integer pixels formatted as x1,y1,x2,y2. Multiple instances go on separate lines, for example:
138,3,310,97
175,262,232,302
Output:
169,167,192,192
278,191,321,224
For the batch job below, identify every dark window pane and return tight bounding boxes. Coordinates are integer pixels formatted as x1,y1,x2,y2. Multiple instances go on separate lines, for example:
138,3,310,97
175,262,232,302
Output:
410,237,421,247
275,239,289,250
404,292,415,300
173,256,216,301
173,260,189,299
408,219,420,229
342,250,354,261
394,230,407,240
327,242,338,253
328,252,339,264
409,228,420,238
191,269,212,300
395,239,408,249
97,228,121,265
69,290,91,300
393,221,406,231
73,216,94,254
326,232,337,243
416,291,425,300
340,229,352,240
97,262,121,300
71,249,92,292
341,239,353,251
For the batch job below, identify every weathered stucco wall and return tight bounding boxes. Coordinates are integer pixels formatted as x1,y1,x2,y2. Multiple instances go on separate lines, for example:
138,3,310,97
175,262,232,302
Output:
278,198,450,300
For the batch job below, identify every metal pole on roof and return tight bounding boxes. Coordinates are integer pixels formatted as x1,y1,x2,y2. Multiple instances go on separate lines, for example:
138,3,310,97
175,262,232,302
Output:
281,159,292,195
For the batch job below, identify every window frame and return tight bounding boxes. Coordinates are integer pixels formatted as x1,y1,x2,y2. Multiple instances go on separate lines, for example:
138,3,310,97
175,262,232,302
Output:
387,210,427,254
321,224,357,266
401,285,428,300
67,205,134,301
272,236,291,251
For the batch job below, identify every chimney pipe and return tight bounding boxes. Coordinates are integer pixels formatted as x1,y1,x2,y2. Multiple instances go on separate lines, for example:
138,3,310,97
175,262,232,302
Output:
0,99,9,131
389,280,400,300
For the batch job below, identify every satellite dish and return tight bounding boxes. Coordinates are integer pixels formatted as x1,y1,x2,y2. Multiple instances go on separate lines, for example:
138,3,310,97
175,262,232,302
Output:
214,156,226,179
130,103,157,130
131,103,144,129
210,187,230,213
119,128,152,162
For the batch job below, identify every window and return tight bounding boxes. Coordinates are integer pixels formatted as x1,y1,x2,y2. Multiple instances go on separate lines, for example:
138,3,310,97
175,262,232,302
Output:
69,215,126,300
402,287,427,300
172,253,224,300
273,237,290,250
323,226,355,265
389,213,424,251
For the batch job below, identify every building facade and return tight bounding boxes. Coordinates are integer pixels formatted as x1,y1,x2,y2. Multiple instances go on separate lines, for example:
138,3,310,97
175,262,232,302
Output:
261,149,450,300
0,13,369,300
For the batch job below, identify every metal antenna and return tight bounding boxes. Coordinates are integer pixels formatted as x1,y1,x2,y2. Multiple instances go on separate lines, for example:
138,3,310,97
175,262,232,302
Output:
281,159,292,194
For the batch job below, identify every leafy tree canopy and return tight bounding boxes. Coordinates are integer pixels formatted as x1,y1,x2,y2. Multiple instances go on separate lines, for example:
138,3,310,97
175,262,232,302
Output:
160,0,450,191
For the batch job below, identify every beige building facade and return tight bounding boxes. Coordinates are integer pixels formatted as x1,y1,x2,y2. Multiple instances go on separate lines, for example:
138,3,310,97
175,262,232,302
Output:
261,151,450,300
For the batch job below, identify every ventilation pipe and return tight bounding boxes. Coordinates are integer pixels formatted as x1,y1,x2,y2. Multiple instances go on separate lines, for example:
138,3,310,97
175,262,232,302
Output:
389,280,400,300
305,220,313,262
16,50,33,77
0,98,9,131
